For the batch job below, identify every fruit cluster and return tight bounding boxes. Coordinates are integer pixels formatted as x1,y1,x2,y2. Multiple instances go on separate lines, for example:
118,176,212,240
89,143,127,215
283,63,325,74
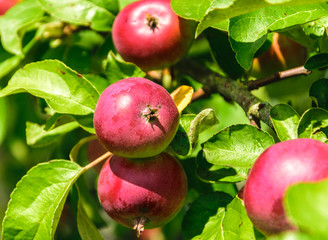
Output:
90,0,195,236
93,77,187,236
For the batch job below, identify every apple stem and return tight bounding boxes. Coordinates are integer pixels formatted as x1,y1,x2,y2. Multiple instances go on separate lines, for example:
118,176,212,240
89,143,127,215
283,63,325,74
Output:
133,217,148,238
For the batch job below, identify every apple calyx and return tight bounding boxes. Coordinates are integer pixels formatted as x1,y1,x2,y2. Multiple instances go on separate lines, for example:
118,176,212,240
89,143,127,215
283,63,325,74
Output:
133,217,148,238
141,105,160,122
146,13,159,32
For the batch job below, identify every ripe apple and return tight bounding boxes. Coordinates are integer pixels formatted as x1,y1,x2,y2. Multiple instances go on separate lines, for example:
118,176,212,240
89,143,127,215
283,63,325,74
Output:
112,0,195,71
93,77,179,158
250,33,307,78
0,0,19,15
97,152,187,235
243,138,328,235
87,138,108,172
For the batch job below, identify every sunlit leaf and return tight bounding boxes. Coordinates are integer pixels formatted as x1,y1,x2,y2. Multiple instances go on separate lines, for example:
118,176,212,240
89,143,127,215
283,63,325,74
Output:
0,60,100,115
1,160,83,240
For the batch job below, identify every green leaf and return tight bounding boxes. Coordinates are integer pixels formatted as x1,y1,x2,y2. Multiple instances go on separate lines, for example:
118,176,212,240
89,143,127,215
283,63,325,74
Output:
196,150,248,183
182,193,255,240
37,0,115,31
1,160,84,240
0,55,22,80
73,185,104,240
69,135,96,162
170,114,195,156
171,0,212,22
84,74,109,94
202,124,275,169
305,53,328,70
221,197,256,240
195,1,328,36
26,121,80,147
230,35,267,70
204,28,245,79
106,52,146,84
0,0,44,55
74,114,96,134
270,104,300,141
284,179,328,238
302,17,328,39
189,109,220,148
88,0,119,15
118,0,138,10
309,79,328,110
229,4,328,69
182,192,233,240
297,108,328,139
170,109,220,156
0,60,100,115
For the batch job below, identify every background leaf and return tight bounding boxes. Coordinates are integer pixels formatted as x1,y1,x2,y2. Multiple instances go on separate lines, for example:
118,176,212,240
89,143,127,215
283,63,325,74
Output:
37,0,115,32
196,150,248,183
270,104,300,141
0,60,100,115
1,160,83,240
297,108,328,140
309,79,328,110
204,28,245,79
305,53,328,70
26,121,80,147
182,192,233,240
202,124,275,169
106,52,146,84
229,4,328,69
0,0,44,55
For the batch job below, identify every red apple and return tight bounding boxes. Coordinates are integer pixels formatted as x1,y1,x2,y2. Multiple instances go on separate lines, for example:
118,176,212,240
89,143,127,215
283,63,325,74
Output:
97,152,187,235
244,138,328,235
0,0,19,15
112,0,195,71
87,138,108,172
93,77,179,158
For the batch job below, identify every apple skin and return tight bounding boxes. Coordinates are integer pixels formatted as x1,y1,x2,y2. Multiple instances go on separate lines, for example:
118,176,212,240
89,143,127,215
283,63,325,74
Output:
97,152,188,230
243,138,328,236
87,138,108,172
112,0,195,71
93,77,179,158
0,0,19,15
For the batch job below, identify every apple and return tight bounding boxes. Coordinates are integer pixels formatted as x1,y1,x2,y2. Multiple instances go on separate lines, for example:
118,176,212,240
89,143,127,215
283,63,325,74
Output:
112,0,195,71
0,0,19,15
97,152,187,236
87,138,108,172
243,138,328,235
93,77,179,158
251,33,307,79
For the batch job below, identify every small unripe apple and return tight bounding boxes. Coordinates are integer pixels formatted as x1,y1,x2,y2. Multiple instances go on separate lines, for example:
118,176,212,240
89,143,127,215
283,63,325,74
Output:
0,0,19,15
112,0,195,71
93,77,179,158
251,33,307,78
97,153,187,235
244,138,328,235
